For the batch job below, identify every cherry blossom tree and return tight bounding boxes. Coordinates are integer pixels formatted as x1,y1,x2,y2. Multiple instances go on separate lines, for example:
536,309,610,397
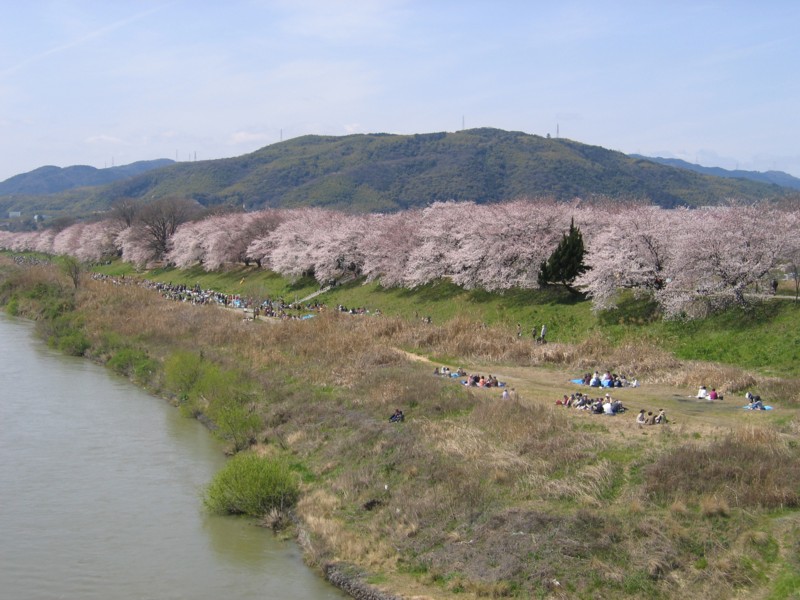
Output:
311,211,371,285
578,206,680,310
656,204,797,317
32,228,57,255
166,219,208,268
74,220,119,263
52,223,86,257
360,211,421,287
243,210,290,268
402,202,476,288
267,208,332,280
462,200,559,290
116,225,157,268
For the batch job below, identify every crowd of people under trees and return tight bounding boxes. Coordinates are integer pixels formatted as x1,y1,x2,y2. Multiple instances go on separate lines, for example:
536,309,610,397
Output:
3,198,799,320
90,273,330,320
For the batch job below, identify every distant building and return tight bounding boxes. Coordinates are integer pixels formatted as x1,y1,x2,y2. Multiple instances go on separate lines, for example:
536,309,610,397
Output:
8,211,21,218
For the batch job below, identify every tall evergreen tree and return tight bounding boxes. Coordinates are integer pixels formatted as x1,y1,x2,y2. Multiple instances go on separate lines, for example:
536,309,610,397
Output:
538,217,588,293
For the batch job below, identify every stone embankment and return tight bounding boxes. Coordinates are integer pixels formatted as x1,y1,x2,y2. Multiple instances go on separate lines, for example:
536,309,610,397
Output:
324,563,402,600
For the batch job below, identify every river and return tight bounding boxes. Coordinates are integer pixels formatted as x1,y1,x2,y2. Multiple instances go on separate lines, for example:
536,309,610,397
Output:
0,313,346,600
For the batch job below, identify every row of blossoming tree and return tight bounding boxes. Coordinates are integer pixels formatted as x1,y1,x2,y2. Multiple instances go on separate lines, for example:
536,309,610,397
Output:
1,198,798,318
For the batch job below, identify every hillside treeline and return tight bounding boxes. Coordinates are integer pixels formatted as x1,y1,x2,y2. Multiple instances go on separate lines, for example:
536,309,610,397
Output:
1,198,798,318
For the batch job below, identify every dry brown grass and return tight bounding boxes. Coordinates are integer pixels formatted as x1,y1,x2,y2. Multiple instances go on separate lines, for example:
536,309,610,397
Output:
11,269,800,600
644,426,800,509
662,361,758,394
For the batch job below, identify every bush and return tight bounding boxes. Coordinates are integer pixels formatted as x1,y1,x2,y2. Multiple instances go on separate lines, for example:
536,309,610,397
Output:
164,350,206,398
6,296,19,315
204,453,300,517
56,331,91,356
107,348,158,383
40,314,90,356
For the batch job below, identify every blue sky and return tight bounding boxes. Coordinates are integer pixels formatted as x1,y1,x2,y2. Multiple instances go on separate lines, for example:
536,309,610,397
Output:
1,0,799,182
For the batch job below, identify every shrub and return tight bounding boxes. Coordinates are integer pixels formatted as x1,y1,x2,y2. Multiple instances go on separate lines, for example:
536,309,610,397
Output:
40,314,90,356
164,350,206,398
207,395,261,452
107,348,158,383
56,331,91,356
6,296,19,315
204,453,300,517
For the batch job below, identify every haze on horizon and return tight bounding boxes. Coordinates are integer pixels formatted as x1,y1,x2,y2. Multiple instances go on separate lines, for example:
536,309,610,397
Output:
1,0,799,183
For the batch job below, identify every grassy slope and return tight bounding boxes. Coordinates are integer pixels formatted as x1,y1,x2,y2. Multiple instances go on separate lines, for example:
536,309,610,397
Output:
96,261,800,378
25,258,800,599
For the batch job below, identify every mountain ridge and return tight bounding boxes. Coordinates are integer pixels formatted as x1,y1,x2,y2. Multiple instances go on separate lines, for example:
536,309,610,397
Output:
630,154,800,190
0,159,175,196
1,129,796,222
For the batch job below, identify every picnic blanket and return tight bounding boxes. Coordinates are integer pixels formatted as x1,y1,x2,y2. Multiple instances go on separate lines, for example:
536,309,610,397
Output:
570,378,613,388
743,405,773,411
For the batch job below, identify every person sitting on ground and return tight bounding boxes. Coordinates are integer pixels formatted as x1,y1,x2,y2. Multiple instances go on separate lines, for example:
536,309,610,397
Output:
645,411,656,425
557,394,569,406
709,388,722,400
611,398,625,414
697,385,708,399
603,394,615,415
433,367,441,376
655,408,668,424
746,393,765,410
389,408,405,423
589,372,601,387
501,388,510,400
592,399,604,414
636,409,647,425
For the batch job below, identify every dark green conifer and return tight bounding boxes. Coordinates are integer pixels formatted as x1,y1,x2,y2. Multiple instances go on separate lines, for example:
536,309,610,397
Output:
537,217,588,293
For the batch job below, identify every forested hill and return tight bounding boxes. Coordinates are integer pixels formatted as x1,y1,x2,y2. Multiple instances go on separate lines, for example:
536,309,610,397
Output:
0,159,174,196
630,154,800,191
2,129,795,218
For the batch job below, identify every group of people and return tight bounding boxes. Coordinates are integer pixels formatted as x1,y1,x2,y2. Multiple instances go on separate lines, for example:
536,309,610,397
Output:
745,392,767,410
696,385,724,401
433,366,505,389
517,323,547,343
636,408,668,425
464,373,503,388
91,273,383,321
580,371,639,388
556,392,628,415
433,366,466,377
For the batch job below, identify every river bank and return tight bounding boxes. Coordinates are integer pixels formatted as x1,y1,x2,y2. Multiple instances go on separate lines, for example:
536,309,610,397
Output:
0,312,347,600
2,257,800,599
